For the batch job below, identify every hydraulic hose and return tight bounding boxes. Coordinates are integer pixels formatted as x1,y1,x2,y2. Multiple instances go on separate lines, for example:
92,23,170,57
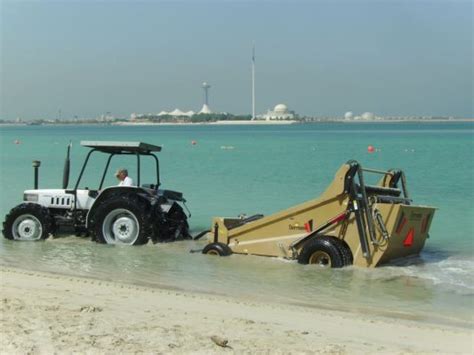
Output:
193,229,210,240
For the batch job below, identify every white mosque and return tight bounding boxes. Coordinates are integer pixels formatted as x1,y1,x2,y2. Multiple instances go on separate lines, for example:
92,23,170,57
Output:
258,104,296,120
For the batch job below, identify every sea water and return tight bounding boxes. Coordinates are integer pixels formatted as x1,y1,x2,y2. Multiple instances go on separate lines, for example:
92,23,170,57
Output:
0,122,473,327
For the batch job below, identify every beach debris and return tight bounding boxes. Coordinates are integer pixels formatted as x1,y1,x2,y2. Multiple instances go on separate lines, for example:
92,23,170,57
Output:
79,305,103,313
210,335,231,348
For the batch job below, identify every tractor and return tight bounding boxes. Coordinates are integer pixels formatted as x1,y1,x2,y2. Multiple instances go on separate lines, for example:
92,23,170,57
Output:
3,141,191,245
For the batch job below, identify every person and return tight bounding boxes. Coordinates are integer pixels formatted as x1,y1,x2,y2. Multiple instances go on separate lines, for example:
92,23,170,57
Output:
115,168,134,187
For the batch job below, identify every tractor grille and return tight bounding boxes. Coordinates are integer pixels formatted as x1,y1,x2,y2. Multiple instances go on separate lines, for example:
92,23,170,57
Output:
50,197,71,206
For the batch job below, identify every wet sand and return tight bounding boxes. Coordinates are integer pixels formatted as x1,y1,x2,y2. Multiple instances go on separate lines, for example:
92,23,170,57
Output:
0,267,472,354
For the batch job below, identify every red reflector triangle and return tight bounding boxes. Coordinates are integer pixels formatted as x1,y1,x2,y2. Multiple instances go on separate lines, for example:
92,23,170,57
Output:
404,228,415,247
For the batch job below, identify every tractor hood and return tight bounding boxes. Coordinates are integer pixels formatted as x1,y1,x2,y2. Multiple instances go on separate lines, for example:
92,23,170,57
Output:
23,189,72,208
24,189,69,200
23,189,95,210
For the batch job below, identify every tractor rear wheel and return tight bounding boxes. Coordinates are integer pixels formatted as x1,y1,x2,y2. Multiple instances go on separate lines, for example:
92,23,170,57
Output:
202,242,232,256
93,196,151,245
298,236,347,268
3,203,54,241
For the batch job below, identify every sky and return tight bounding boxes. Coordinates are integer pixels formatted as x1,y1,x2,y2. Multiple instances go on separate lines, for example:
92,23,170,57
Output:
0,0,472,119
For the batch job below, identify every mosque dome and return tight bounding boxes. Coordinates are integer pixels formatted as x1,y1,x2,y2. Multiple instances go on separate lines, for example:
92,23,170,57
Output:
274,104,288,113
344,111,354,120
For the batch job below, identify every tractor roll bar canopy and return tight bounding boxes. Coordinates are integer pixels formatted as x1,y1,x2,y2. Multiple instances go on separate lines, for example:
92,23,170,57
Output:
74,141,162,190
80,141,162,154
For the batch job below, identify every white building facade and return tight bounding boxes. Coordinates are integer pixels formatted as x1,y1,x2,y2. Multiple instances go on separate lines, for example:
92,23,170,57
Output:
259,104,296,120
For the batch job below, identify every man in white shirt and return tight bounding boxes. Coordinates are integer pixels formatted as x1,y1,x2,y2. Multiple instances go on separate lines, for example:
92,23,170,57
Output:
115,168,134,187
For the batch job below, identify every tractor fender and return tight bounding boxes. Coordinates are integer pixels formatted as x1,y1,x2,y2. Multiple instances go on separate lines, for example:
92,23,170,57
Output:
85,186,155,228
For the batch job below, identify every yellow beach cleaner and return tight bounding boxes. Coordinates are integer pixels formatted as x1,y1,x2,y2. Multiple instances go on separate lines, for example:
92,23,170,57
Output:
201,160,436,268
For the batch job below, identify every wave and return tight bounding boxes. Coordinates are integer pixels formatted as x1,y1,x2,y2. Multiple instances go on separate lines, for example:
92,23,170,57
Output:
381,251,474,295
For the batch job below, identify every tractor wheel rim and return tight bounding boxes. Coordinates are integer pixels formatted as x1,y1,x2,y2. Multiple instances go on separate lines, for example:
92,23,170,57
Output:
103,209,139,245
308,251,331,267
207,249,220,256
12,214,43,241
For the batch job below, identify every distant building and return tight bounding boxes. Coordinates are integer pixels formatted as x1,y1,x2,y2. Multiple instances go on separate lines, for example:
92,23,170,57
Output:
344,111,354,120
199,82,213,114
198,104,212,114
362,112,375,120
158,109,195,117
343,111,380,121
259,104,296,120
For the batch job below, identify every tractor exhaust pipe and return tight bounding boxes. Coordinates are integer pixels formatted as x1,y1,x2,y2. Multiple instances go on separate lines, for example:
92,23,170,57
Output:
62,142,72,189
32,160,41,189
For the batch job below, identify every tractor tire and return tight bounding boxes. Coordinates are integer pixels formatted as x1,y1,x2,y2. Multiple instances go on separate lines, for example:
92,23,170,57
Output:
202,242,233,256
3,203,54,241
151,202,191,242
92,195,151,245
297,236,346,268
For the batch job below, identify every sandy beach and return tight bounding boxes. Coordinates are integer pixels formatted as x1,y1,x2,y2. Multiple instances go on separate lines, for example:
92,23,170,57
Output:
0,267,471,354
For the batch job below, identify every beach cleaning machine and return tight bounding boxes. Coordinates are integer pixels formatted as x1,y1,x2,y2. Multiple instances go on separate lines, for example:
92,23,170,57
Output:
202,160,436,268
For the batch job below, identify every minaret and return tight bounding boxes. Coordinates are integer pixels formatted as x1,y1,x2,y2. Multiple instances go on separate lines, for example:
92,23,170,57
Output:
251,44,256,120
199,82,212,114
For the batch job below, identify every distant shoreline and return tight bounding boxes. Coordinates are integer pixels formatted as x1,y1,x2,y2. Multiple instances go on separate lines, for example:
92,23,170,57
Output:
1,118,472,127
113,119,474,126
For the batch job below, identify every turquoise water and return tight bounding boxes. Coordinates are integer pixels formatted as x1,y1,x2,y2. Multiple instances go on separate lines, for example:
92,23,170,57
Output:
0,122,473,326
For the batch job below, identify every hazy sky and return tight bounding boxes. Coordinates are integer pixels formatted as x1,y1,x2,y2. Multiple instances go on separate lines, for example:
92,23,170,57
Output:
1,0,472,119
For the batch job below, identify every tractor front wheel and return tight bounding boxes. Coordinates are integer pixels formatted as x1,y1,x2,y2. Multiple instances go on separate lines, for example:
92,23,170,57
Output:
3,203,54,241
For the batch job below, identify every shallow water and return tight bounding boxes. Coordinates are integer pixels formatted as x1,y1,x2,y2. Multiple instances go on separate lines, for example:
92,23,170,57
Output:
0,122,473,326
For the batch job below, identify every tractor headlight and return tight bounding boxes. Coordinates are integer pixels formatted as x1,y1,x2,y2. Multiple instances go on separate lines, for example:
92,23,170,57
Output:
23,193,39,202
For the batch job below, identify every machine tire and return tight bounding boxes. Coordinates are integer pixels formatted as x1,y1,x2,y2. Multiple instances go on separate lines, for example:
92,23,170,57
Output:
2,203,54,241
332,238,353,267
202,242,232,256
92,195,151,245
298,236,345,268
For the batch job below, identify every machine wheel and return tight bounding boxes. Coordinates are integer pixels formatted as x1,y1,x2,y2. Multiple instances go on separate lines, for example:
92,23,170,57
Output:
2,203,54,241
332,238,353,267
202,242,232,256
93,196,151,245
298,236,345,268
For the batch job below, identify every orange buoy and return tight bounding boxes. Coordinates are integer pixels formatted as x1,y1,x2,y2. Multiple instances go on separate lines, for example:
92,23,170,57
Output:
191,140,197,145
367,145,375,153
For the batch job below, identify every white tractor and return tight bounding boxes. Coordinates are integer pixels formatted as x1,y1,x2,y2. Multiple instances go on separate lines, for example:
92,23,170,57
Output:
3,141,191,245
